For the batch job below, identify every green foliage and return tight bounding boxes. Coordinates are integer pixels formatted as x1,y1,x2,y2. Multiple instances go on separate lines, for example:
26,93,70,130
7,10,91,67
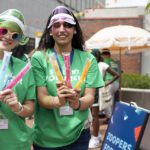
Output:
121,73,150,89
145,1,150,13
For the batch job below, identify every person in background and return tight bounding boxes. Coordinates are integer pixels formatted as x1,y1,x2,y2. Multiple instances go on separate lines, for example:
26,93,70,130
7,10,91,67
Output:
31,6,104,150
101,48,120,120
0,9,36,150
89,49,120,149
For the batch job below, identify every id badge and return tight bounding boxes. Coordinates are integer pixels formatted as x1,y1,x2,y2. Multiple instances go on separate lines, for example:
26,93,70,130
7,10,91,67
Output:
59,105,73,116
0,119,8,129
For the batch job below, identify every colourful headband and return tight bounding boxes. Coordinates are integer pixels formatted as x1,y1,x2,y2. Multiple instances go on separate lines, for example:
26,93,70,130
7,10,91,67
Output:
48,13,76,29
0,15,25,34
0,9,29,45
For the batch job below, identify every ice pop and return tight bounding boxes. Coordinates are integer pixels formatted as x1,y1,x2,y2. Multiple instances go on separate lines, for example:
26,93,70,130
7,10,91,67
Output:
49,56,64,83
63,52,72,88
0,51,12,90
4,63,31,90
74,59,92,90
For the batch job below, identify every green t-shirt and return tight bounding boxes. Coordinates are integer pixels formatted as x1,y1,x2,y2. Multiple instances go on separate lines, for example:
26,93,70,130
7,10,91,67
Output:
31,48,104,148
0,56,36,150
20,54,29,62
104,57,120,81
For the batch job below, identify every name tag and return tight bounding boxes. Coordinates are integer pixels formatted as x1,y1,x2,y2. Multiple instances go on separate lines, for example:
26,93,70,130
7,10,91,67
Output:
0,119,8,129
59,105,73,116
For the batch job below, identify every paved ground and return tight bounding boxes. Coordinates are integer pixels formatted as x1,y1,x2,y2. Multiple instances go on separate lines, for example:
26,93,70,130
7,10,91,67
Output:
26,117,108,150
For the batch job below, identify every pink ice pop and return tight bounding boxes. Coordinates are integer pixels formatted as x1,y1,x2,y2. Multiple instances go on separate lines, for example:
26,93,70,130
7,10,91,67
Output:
4,63,31,90
63,53,72,88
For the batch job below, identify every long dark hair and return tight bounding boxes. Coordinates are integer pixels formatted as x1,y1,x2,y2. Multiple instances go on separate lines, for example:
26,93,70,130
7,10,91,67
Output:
12,45,27,58
38,6,84,51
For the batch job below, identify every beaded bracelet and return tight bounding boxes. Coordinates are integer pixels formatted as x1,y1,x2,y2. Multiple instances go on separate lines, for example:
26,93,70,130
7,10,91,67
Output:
14,102,23,114
74,99,81,111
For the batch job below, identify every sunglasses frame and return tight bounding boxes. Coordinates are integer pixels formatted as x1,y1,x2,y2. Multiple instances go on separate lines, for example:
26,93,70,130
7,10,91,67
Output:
0,28,22,41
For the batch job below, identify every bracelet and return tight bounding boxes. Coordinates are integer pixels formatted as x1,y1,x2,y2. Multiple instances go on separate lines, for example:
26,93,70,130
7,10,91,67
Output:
14,102,23,114
74,99,81,111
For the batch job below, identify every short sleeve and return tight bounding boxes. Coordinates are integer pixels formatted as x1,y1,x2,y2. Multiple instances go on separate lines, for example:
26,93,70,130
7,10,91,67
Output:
86,54,104,88
25,68,36,100
31,51,47,86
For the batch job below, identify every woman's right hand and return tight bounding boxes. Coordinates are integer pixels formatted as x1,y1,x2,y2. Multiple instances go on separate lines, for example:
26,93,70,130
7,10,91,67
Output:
56,82,68,107
0,89,22,113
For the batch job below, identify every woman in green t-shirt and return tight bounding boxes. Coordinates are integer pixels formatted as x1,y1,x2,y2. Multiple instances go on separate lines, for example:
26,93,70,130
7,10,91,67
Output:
0,9,36,150
31,6,104,150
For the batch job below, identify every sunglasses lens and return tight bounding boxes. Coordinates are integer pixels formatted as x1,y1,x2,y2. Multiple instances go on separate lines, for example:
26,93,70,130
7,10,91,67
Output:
0,28,8,35
0,28,22,41
12,33,22,40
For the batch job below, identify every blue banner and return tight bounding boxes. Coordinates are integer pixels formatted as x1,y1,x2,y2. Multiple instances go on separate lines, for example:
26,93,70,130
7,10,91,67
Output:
101,102,149,150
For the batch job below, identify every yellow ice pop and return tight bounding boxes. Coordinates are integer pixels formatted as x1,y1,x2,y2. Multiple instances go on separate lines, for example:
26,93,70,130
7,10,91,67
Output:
74,80,83,90
74,59,92,90
50,56,64,82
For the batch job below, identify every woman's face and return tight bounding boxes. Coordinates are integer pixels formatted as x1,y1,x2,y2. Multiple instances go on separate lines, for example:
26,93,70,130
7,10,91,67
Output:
50,21,76,47
0,28,20,51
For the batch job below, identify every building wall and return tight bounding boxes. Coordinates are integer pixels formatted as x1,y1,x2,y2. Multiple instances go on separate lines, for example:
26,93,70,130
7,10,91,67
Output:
84,7,145,18
142,14,150,75
105,0,148,8
141,51,150,75
80,17,143,40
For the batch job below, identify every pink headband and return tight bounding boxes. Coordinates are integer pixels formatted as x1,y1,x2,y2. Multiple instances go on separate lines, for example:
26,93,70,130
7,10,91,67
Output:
48,13,76,29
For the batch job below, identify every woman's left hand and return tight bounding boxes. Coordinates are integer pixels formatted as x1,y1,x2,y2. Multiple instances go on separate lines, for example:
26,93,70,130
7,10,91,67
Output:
0,89,21,112
66,89,81,109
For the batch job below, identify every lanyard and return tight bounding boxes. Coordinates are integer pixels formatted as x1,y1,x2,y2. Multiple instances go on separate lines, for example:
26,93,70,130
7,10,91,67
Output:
52,48,74,76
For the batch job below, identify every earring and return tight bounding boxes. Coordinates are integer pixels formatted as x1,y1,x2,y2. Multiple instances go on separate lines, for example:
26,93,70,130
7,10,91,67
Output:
74,30,77,34
49,30,52,36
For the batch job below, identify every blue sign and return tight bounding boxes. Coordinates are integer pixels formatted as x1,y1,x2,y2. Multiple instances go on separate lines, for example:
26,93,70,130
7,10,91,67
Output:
101,102,149,150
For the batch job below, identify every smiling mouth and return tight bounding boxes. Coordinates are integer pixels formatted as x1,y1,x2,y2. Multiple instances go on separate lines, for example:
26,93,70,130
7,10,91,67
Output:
0,37,13,45
59,35,66,38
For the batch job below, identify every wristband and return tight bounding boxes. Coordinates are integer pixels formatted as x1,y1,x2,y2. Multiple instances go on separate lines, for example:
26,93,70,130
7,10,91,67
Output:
74,99,81,111
14,102,23,114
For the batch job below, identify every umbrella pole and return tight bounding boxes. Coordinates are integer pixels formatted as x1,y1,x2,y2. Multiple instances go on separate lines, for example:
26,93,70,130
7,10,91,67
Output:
119,48,122,101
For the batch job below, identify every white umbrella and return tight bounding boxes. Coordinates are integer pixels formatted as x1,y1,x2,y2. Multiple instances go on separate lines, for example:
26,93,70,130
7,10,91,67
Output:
86,25,150,100
85,25,150,54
